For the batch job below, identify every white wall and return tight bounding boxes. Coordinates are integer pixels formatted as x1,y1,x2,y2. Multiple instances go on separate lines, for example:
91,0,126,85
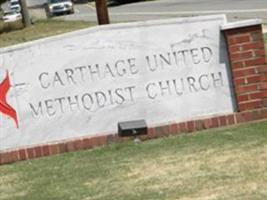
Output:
0,15,235,151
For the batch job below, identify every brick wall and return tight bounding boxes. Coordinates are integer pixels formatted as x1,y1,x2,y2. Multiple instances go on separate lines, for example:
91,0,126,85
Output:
1,20,267,165
223,22,267,112
1,108,267,165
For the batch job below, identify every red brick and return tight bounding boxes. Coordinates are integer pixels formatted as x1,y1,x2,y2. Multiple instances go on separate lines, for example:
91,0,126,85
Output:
246,75,265,84
230,51,253,61
195,120,204,131
34,146,42,157
244,25,262,32
0,153,3,164
237,94,249,102
242,42,264,51
49,144,59,155
147,127,156,139
155,125,170,136
228,37,235,45
0,153,6,164
219,116,227,126
228,34,251,45
169,123,178,134
231,61,244,69
58,143,67,153
241,112,253,122
261,108,267,118
186,121,194,132
155,126,163,136
1,151,19,164
263,99,267,107
90,137,98,147
235,113,244,123
234,78,246,86
163,125,171,135
262,91,267,97
42,145,50,156
82,138,93,149
66,141,75,152
244,57,266,67
203,118,212,129
26,148,35,159
256,65,267,73
12,151,19,163
235,35,251,43
250,31,263,42
249,92,264,100
178,122,187,133
261,82,267,90
18,149,27,160
251,110,262,120
211,117,219,128
254,49,266,57
233,68,255,78
229,45,241,53
175,123,182,134
258,75,267,82
236,84,258,94
13,151,20,162
226,114,235,125
225,25,261,36
73,140,83,151
239,100,263,111
97,135,107,146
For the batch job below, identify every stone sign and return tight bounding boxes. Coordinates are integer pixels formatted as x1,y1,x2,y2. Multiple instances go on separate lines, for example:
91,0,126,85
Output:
0,15,235,151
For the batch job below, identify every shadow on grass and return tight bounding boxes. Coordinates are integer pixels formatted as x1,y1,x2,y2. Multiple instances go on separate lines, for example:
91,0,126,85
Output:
0,20,24,34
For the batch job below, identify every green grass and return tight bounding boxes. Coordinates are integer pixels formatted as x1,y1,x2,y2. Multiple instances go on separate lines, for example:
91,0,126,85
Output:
1,120,267,200
0,20,95,48
0,21,266,49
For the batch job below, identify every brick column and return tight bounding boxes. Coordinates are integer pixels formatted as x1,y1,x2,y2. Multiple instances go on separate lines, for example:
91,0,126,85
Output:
222,20,267,112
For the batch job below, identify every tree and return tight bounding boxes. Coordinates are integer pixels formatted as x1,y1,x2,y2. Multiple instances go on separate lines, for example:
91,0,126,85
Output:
19,0,31,27
95,0,110,25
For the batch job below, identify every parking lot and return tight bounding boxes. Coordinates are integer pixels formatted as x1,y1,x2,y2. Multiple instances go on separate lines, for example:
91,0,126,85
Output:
1,0,267,25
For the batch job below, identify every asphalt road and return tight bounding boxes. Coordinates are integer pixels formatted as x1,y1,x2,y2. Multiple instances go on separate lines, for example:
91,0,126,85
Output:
64,0,267,23
2,0,267,23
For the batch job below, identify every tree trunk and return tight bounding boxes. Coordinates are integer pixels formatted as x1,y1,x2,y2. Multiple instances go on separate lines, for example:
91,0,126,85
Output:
20,0,31,27
95,0,110,25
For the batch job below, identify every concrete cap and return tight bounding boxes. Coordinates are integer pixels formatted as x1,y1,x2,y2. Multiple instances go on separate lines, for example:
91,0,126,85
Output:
221,19,262,30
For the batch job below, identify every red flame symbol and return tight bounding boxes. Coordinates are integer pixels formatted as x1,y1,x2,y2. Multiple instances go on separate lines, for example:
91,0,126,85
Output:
0,71,18,128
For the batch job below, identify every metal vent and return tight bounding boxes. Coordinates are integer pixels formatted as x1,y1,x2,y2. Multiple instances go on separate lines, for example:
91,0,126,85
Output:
118,119,147,137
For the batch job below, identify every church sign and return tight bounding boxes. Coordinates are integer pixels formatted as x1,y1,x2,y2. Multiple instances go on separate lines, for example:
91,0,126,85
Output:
0,15,235,151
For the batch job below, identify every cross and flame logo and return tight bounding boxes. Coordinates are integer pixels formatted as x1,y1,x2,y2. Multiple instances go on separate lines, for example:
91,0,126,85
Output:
0,71,19,128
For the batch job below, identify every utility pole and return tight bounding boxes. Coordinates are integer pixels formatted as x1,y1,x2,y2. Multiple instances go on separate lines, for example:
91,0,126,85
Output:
19,0,31,27
95,0,110,25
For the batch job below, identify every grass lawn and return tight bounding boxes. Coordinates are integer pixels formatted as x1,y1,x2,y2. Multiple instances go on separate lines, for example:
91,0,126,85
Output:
0,20,95,48
1,120,267,200
0,20,267,49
